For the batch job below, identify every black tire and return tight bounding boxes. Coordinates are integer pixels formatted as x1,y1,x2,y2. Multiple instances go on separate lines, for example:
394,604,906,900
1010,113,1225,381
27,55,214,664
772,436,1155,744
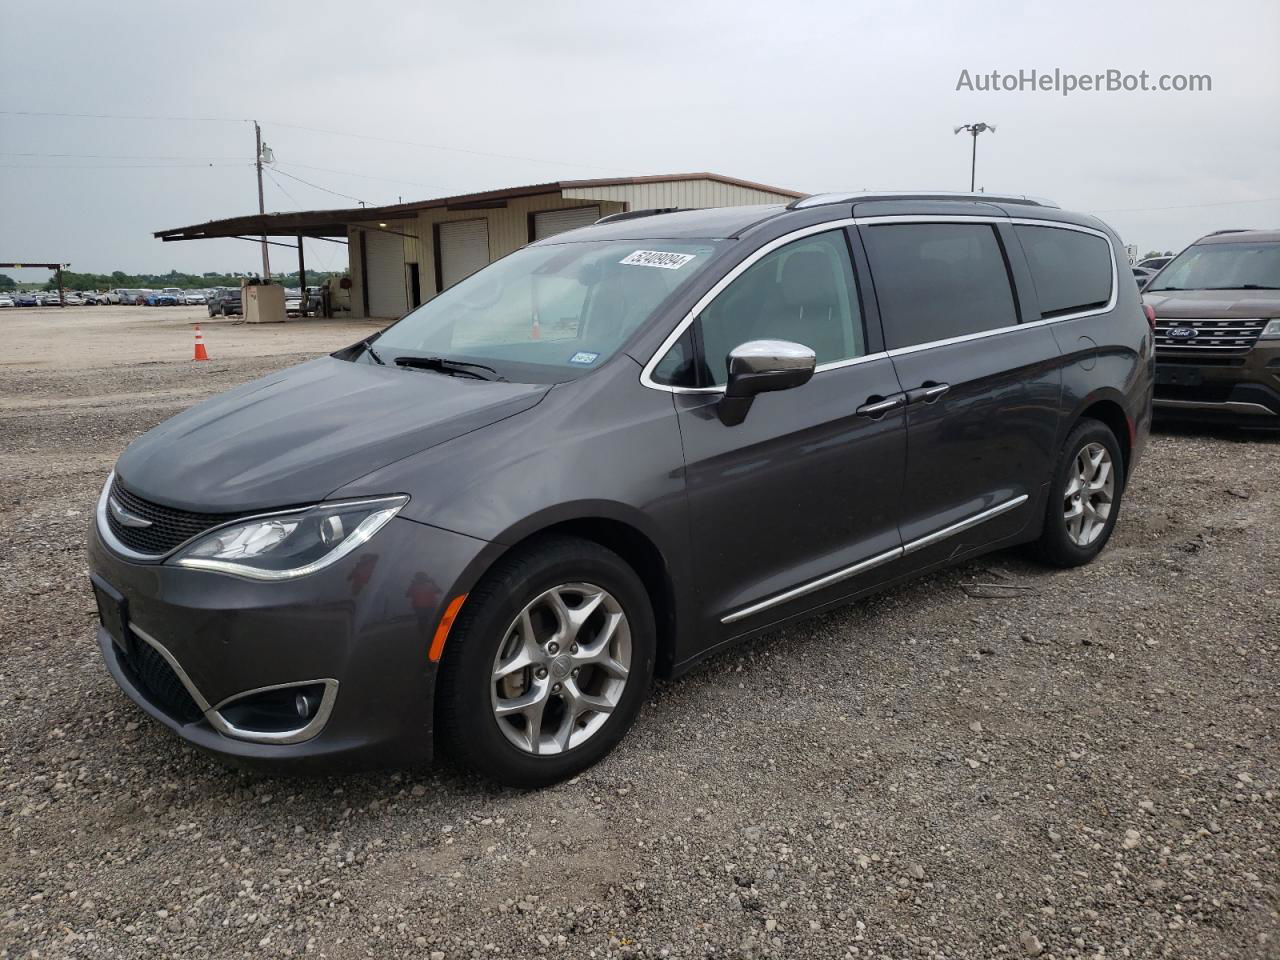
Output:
1033,418,1125,568
436,536,655,788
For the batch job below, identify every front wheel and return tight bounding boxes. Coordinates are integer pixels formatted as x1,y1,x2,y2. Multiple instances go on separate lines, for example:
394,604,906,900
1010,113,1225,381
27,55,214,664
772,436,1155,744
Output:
1033,419,1125,567
436,537,655,788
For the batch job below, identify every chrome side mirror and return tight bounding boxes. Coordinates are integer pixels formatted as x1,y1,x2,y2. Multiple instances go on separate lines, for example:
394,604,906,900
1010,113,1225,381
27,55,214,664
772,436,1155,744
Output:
719,339,816,426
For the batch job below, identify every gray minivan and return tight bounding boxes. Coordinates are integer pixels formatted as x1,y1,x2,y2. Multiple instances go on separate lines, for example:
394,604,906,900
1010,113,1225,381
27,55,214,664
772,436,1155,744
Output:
88,193,1153,786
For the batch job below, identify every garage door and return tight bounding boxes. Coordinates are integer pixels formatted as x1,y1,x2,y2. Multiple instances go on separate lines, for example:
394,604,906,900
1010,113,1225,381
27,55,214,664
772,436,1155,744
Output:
364,229,407,318
438,219,490,290
531,206,601,241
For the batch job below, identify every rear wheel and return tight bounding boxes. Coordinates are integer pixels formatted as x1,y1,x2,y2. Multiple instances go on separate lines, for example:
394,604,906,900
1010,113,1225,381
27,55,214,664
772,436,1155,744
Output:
1033,419,1125,567
436,537,655,787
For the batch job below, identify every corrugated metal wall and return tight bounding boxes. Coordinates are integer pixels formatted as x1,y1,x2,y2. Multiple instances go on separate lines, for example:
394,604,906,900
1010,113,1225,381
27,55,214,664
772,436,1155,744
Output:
564,179,796,209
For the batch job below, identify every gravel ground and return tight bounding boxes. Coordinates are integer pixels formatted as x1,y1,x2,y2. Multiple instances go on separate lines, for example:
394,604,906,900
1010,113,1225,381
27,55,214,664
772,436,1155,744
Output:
1,307,1277,959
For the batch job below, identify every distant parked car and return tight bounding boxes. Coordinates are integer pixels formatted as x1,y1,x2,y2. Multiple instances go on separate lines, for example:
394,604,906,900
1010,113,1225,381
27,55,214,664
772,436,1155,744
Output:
0,294,14,308
184,290,207,305
1132,266,1156,289
1137,256,1173,272
64,293,85,306
16,293,38,307
285,288,303,316
207,287,242,317
163,287,186,304
41,293,62,306
143,291,179,307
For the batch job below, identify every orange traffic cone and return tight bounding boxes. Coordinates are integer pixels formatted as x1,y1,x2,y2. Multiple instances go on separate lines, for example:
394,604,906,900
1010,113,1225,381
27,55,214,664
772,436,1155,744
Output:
192,324,210,361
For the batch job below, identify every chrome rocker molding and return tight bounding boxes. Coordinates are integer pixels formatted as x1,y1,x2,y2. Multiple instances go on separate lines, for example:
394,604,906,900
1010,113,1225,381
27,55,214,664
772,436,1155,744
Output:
1153,398,1276,417
720,494,1029,624
128,624,338,745
640,215,1118,395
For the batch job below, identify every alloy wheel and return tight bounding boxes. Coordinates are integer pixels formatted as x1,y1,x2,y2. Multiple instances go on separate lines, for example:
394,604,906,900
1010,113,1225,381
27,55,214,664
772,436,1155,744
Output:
490,582,631,756
1063,441,1115,547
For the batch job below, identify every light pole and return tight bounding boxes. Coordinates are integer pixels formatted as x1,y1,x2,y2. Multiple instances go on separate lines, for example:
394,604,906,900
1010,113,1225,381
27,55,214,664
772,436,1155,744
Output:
953,122,996,192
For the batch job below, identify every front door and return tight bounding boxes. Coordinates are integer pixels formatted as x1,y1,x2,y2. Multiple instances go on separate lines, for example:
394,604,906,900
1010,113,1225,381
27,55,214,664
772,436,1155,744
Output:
857,219,1061,564
664,227,908,637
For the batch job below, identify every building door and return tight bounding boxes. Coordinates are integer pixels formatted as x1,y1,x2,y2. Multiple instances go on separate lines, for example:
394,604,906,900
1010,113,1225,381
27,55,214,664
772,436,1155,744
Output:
407,262,421,309
531,206,601,241
364,229,408,318
437,219,490,290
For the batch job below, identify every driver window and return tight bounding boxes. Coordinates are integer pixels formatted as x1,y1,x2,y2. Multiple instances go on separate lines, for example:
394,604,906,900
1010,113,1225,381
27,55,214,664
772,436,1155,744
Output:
695,230,865,387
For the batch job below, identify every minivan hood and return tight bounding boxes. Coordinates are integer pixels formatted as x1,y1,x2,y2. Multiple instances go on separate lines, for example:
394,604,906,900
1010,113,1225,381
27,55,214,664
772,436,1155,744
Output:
1142,288,1280,318
115,356,549,513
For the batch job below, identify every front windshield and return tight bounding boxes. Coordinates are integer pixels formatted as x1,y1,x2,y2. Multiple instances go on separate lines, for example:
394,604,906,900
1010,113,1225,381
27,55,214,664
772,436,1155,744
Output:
1149,241,1280,291
369,239,720,382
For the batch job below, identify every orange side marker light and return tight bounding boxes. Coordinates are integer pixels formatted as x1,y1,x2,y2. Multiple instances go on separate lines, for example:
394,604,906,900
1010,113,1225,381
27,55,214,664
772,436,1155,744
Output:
429,594,467,662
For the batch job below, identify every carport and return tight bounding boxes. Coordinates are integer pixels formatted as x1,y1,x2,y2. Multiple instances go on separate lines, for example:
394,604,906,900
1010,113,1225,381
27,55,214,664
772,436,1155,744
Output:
155,173,803,320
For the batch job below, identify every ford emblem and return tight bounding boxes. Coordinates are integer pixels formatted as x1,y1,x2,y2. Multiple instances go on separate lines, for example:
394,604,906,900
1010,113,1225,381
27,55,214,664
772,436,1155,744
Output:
1166,326,1199,339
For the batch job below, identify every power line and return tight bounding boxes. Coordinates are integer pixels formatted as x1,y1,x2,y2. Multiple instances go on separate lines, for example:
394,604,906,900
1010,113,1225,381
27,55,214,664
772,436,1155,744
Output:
0,109,246,123
1,108,617,172
270,167,369,205
275,160,451,192
0,150,248,161
262,168,302,209
0,161,251,170
267,120,616,172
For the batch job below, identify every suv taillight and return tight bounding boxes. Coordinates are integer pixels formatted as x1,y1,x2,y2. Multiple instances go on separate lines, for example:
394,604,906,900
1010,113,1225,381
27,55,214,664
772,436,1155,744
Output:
1142,304,1157,330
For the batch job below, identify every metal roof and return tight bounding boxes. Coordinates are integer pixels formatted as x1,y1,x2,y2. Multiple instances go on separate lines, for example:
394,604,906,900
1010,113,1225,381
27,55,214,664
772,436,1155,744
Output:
154,173,805,242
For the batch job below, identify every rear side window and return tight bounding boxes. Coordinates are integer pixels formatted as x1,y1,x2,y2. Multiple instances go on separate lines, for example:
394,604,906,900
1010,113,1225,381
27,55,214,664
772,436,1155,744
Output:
1015,224,1113,317
862,223,1019,350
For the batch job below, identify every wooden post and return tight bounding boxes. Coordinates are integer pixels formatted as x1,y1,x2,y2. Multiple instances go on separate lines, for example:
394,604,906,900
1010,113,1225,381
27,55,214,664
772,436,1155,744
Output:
57,265,65,308
297,236,306,315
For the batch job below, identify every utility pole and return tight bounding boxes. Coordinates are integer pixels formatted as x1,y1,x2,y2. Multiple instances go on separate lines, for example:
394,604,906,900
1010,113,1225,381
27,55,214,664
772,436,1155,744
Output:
254,121,271,279
954,123,996,192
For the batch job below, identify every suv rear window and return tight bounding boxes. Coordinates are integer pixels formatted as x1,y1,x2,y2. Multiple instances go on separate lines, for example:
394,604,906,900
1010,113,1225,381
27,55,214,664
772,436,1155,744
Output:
861,223,1018,350
1015,224,1113,317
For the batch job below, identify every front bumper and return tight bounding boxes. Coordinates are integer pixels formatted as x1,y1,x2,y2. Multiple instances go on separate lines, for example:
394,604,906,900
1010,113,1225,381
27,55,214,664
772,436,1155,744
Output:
1154,341,1280,425
88,514,492,773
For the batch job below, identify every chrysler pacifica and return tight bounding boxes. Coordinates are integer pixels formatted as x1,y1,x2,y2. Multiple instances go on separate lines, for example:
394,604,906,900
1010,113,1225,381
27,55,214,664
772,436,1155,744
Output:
89,193,1153,786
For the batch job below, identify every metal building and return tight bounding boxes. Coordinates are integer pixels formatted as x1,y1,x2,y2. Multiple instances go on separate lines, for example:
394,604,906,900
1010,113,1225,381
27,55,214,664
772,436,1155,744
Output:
156,173,803,319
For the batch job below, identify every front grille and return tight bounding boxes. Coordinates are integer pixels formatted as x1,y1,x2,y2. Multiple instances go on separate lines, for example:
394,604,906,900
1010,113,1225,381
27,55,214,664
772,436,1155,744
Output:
117,638,205,724
1154,318,1266,357
106,476,238,555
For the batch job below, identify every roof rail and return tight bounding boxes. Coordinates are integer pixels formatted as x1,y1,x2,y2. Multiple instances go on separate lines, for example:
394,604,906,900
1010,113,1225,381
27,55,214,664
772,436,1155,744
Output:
594,207,682,225
790,191,1060,210
1207,228,1249,236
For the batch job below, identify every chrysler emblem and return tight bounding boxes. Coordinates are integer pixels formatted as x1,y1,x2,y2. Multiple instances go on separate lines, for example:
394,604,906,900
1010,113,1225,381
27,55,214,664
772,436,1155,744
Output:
108,496,153,528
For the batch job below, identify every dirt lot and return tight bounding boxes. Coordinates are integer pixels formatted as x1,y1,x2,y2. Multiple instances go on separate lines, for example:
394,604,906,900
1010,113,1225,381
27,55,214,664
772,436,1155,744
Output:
1,305,1277,960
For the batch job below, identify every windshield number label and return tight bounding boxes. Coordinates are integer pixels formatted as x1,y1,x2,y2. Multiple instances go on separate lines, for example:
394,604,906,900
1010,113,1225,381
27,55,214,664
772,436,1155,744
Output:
569,351,600,365
620,250,696,270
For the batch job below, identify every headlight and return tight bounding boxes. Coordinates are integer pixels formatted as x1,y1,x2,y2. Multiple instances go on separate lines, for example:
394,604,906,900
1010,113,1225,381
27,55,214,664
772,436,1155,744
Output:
1260,319,1280,340
171,495,407,580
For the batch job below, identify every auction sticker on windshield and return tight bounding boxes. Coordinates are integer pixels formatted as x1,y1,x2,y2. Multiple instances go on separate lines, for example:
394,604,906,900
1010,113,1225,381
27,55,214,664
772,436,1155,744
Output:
619,250,697,269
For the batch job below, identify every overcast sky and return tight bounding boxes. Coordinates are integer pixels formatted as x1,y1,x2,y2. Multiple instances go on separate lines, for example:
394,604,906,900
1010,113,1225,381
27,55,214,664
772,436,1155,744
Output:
2,0,1277,282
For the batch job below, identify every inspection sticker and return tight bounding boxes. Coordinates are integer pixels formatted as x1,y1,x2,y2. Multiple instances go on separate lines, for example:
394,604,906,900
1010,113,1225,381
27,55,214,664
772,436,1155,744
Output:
619,250,696,270
569,351,600,365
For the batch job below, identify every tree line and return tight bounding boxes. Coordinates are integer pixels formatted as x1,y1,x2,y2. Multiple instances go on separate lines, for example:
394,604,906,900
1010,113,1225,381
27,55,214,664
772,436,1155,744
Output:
0,270,346,292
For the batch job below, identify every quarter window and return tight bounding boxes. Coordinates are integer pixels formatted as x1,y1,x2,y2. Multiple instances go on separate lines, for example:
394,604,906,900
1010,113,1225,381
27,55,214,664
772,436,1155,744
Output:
862,223,1019,350
694,230,866,387
1015,224,1113,317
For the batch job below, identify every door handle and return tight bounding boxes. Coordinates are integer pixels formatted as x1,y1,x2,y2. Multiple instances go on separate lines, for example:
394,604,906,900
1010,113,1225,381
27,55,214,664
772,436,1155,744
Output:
905,382,950,405
855,393,906,418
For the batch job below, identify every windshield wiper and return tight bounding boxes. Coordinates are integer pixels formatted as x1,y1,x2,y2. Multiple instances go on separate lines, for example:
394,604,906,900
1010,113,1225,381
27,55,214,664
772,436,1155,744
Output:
363,339,385,365
1205,284,1280,290
393,356,503,380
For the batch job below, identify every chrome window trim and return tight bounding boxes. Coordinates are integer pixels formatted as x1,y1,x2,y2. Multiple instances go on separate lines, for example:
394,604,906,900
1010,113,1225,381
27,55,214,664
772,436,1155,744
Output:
640,216,1118,394
720,493,1030,624
128,623,339,745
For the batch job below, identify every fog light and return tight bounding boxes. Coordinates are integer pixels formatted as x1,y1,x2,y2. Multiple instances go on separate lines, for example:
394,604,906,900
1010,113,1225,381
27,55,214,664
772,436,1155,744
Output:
295,691,318,719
